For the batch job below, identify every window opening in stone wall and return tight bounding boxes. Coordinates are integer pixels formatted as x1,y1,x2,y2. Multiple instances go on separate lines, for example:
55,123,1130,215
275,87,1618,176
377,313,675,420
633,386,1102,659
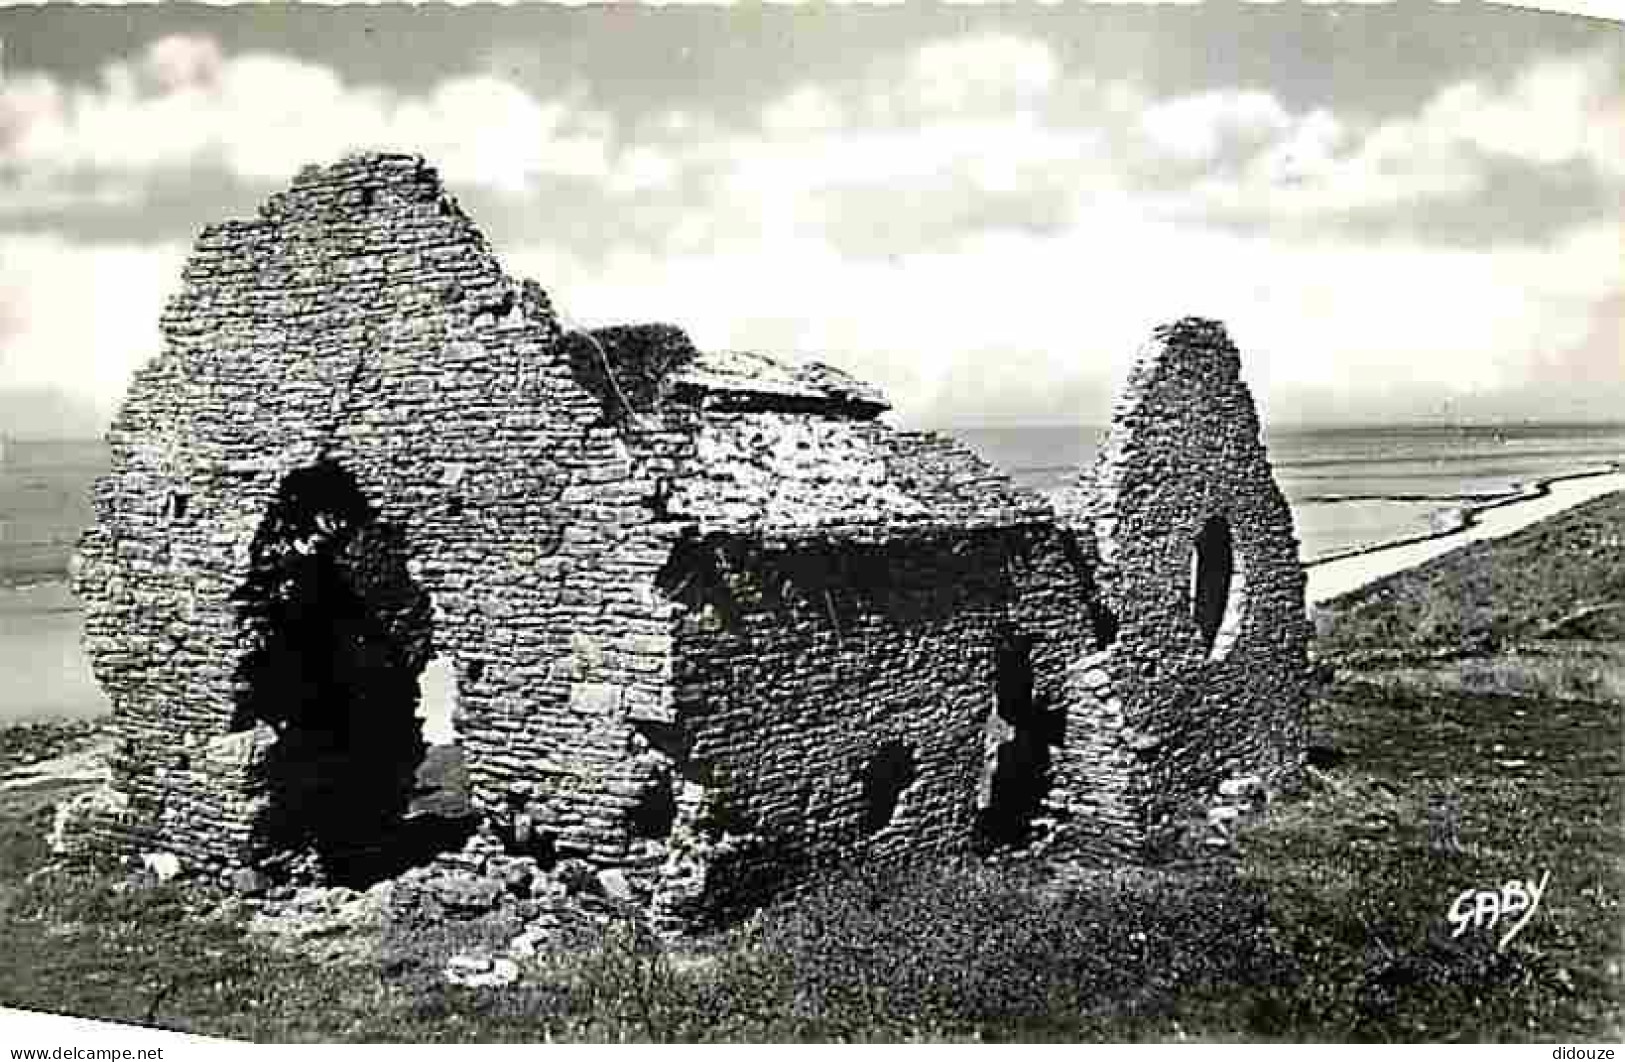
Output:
1088,600,1119,649
628,721,703,844
629,771,678,839
1190,514,1241,659
656,539,744,631
168,491,190,521
977,631,1066,850
406,655,476,868
231,460,450,886
859,740,918,834
633,720,692,764
417,657,460,747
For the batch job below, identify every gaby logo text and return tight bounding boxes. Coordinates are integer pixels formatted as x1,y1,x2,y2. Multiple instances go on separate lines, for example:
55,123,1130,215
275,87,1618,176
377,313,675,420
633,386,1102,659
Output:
1447,870,1550,951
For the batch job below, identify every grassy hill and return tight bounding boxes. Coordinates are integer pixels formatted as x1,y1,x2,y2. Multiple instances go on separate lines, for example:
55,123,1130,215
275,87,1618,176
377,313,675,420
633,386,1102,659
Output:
0,489,1619,1041
1315,492,1625,705
1315,492,1625,665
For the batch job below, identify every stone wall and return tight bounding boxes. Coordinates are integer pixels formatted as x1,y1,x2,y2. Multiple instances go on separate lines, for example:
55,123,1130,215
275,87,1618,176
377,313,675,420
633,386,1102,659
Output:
64,154,1310,924
646,523,1096,923
1065,317,1312,854
68,154,700,874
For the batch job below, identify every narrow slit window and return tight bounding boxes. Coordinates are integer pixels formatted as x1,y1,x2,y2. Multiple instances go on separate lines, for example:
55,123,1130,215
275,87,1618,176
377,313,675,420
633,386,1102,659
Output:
1190,514,1243,659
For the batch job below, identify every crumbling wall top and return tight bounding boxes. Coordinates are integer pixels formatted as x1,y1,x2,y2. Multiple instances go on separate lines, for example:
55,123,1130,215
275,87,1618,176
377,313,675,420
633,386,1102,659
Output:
666,416,1052,546
671,350,891,418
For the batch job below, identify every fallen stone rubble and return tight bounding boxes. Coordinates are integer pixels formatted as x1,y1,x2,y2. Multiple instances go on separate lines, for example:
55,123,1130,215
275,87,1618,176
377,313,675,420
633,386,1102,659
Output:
229,825,656,978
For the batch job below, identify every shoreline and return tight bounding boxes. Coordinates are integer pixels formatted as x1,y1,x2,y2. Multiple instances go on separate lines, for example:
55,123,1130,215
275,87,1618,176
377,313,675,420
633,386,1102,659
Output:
1305,463,1625,604
1303,462,1623,566
0,579,78,615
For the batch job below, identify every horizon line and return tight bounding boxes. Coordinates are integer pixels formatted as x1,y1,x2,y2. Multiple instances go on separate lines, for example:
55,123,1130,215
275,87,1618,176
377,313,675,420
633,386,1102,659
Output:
8,418,1625,446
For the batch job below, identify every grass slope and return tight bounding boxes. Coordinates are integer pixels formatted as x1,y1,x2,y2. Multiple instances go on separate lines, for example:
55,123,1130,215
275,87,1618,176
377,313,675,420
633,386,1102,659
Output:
2,676,1617,1042
0,495,1621,1041
1315,492,1625,666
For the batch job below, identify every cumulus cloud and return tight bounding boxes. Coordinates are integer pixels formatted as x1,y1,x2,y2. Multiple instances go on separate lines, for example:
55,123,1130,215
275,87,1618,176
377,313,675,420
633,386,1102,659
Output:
637,34,1112,255
1419,44,1625,176
1175,42,1624,223
650,34,1625,255
500,25,1624,425
0,34,618,198
1138,90,1291,162
140,32,224,93
2,28,1621,431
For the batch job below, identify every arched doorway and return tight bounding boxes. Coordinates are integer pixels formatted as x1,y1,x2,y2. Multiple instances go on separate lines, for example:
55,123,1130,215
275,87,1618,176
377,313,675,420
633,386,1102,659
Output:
231,461,435,881
976,629,1065,850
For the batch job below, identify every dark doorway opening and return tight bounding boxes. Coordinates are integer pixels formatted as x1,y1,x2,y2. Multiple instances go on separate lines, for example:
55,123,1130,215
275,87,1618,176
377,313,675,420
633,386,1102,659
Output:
231,461,457,885
1088,600,1119,649
629,771,679,839
859,741,918,834
977,630,1066,850
1191,515,1235,658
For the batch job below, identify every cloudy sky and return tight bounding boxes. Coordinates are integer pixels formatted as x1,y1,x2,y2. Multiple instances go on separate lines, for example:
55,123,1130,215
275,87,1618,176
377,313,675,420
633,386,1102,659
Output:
0,4,1621,436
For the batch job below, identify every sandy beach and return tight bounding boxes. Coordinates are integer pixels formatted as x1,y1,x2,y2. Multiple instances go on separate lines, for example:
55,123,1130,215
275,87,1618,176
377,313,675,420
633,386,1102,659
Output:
1305,467,1625,604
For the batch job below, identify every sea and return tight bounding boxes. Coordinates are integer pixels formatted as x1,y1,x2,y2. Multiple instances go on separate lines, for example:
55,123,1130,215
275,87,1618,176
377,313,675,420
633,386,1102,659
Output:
2,423,1623,726
951,422,1625,562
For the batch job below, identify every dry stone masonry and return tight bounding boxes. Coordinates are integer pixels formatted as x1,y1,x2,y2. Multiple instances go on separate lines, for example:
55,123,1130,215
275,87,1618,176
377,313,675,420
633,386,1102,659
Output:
58,153,1311,926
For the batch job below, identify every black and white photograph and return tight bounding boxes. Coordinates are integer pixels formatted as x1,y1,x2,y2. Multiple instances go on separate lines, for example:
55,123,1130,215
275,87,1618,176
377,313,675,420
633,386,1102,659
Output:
0,0,1621,1046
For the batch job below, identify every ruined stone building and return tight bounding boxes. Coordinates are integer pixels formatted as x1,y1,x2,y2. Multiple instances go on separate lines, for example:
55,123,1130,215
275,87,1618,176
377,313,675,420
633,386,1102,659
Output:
59,153,1311,924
